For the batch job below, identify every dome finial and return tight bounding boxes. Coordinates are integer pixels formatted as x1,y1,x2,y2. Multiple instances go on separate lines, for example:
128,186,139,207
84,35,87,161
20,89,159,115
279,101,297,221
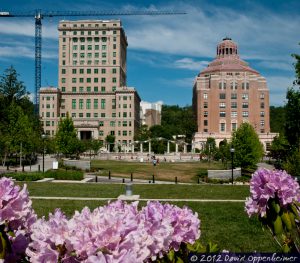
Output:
223,36,232,41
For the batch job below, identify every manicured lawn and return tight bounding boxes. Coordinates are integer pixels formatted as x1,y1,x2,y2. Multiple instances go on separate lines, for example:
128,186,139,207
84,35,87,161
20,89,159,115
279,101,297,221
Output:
20,182,249,199
18,182,279,252
91,160,224,183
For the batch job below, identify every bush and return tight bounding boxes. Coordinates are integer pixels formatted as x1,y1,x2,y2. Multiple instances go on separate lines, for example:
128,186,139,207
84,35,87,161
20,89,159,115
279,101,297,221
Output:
207,178,231,184
45,169,84,180
1,172,44,181
235,176,250,183
241,165,257,177
197,169,208,178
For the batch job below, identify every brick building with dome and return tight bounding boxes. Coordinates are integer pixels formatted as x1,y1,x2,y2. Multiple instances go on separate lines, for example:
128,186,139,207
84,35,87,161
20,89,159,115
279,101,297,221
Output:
192,37,277,152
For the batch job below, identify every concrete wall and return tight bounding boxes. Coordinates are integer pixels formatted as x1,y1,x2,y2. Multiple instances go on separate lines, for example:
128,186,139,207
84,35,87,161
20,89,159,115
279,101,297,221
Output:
63,159,90,170
208,168,241,180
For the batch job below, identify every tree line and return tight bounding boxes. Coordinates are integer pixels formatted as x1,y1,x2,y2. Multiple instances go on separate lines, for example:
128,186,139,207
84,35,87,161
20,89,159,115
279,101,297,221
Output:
269,48,300,177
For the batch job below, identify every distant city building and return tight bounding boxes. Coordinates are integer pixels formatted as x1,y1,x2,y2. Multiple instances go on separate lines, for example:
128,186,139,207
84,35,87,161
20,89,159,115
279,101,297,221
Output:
39,20,141,147
192,37,277,151
140,101,163,127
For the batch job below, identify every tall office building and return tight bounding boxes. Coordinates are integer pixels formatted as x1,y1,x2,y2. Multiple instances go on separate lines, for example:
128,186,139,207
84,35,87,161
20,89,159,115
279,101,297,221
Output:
192,38,276,151
140,101,163,127
40,20,141,147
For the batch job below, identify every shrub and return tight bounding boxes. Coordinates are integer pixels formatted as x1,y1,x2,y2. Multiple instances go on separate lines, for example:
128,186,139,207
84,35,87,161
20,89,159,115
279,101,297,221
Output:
1,172,44,181
241,165,257,177
45,169,84,180
235,176,250,183
197,169,208,178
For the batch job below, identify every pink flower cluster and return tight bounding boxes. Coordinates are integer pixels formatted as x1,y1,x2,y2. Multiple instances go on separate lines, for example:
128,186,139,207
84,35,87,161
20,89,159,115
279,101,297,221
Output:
0,177,37,261
27,201,200,262
245,168,300,217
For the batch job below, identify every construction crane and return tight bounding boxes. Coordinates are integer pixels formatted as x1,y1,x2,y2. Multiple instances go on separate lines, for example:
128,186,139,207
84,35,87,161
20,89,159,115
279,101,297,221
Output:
0,10,185,109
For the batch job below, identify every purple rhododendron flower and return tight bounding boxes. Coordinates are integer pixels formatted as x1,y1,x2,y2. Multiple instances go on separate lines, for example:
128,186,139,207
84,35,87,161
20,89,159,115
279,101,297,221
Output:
245,168,300,217
27,200,200,262
0,177,37,262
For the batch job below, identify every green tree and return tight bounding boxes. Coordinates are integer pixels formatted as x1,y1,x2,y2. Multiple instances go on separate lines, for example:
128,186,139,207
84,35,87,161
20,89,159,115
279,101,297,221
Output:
0,103,34,166
285,88,300,151
203,137,218,162
292,48,300,86
105,135,115,152
284,151,300,178
91,139,103,156
0,67,41,166
281,47,300,177
161,105,197,143
218,139,231,168
55,113,83,157
231,123,264,175
0,66,28,104
134,125,151,141
269,134,290,169
270,106,285,134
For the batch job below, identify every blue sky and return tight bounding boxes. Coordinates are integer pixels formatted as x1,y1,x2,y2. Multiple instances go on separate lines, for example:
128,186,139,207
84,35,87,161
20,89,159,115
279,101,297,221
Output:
0,0,299,106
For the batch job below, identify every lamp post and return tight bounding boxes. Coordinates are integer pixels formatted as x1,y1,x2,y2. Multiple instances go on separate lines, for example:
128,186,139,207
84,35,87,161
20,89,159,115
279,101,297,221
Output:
230,147,235,185
41,133,46,173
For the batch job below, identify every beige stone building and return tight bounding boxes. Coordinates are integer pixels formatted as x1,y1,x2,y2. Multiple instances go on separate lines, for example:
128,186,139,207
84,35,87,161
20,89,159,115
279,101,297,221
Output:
192,38,277,151
39,20,141,147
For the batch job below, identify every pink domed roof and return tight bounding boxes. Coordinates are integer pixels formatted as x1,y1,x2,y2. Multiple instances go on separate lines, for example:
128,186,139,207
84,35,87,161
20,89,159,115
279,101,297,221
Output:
200,38,259,75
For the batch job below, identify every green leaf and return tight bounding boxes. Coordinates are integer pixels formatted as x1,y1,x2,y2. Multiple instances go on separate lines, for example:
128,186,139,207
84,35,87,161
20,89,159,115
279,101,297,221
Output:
175,256,185,263
167,249,175,261
0,231,7,259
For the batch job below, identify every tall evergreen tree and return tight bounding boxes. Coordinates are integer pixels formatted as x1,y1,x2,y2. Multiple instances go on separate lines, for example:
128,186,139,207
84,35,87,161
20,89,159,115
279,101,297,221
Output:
0,66,28,104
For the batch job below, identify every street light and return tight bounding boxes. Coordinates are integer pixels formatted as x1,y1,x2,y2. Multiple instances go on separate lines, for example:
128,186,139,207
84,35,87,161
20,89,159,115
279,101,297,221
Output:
230,147,235,185
41,133,46,173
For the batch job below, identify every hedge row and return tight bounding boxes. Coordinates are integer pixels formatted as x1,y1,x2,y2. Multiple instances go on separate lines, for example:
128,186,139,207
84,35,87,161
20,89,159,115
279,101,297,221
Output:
1,169,84,181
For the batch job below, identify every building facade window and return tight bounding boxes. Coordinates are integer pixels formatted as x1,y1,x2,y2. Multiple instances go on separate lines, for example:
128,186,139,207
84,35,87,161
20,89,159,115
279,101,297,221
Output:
242,93,249,100
72,99,76,109
231,93,237,99
101,99,106,109
220,123,226,132
231,82,237,90
94,99,98,109
86,99,91,109
79,99,83,109
242,102,248,108
242,111,249,117
219,111,226,117
231,123,237,131
219,93,226,99
219,102,226,108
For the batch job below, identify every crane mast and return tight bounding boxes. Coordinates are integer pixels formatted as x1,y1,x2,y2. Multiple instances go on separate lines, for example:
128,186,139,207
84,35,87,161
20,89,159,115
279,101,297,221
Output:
0,9,185,111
